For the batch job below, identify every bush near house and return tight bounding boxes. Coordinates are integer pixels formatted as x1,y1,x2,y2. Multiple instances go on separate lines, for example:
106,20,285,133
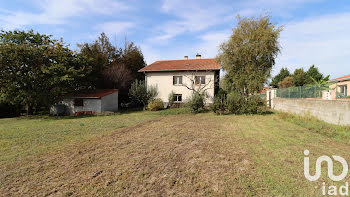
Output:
212,92,266,115
147,99,164,111
187,92,205,113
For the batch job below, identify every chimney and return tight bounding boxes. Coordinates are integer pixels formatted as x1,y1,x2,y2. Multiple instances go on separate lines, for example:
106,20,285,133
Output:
184,56,188,60
196,54,201,59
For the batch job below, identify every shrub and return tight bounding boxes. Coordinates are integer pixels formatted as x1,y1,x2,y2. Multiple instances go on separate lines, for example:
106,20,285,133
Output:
226,92,246,114
147,99,164,111
187,92,205,113
168,91,175,108
129,80,158,109
211,94,228,115
246,95,266,114
211,91,266,115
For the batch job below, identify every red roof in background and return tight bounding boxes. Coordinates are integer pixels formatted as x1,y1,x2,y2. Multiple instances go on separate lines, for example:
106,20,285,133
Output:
68,89,118,99
260,87,270,94
138,58,221,72
330,74,350,82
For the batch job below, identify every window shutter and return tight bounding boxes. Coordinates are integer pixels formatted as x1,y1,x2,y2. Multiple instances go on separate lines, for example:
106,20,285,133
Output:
173,76,175,85
179,76,182,84
202,76,206,84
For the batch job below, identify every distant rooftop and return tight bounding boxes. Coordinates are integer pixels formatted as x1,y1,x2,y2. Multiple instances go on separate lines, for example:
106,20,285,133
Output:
329,74,350,82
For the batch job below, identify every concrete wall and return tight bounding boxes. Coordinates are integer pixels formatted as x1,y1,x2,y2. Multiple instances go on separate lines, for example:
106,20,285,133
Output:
63,98,102,114
272,98,350,126
101,92,118,112
145,71,216,105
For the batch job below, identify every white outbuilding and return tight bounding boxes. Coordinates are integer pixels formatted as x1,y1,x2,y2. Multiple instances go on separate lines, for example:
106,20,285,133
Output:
52,89,118,115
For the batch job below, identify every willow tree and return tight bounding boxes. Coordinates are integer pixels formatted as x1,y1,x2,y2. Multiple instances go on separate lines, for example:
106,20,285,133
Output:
218,15,282,98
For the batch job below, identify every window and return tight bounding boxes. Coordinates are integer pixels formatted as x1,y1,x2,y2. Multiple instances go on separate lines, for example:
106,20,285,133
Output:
195,76,206,85
173,76,182,85
174,94,182,102
339,85,348,97
74,98,84,106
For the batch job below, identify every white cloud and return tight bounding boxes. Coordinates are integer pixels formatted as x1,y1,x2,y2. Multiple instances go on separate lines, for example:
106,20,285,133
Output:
275,12,350,78
195,31,230,58
142,30,230,66
95,21,134,37
239,0,324,18
150,0,234,41
0,0,130,30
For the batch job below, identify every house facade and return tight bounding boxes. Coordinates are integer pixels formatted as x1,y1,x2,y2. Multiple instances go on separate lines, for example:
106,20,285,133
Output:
138,55,220,106
329,74,350,99
52,89,119,115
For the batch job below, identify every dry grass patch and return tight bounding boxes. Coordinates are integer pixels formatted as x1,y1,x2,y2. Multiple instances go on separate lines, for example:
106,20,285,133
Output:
0,114,258,196
2,111,350,196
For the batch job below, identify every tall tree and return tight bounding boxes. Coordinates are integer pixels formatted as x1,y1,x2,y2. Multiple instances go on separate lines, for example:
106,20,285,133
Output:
77,32,118,89
119,40,146,81
218,15,282,98
305,65,323,84
270,67,291,88
78,34,146,103
0,30,90,115
293,68,306,87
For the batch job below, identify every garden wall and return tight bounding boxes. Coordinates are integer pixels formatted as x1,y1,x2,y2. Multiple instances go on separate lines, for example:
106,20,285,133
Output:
272,98,350,126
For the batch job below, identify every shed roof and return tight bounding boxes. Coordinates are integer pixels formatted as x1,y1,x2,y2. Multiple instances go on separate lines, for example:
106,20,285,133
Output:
67,89,118,99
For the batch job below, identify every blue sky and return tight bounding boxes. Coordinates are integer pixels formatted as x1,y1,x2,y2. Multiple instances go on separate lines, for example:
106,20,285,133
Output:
0,0,350,79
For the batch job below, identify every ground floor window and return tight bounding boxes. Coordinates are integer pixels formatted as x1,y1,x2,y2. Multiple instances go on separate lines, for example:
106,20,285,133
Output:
174,94,182,102
339,85,348,97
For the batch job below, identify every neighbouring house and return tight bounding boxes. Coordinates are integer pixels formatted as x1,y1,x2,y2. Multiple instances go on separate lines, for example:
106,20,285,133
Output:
138,55,221,106
52,89,118,115
329,74,350,99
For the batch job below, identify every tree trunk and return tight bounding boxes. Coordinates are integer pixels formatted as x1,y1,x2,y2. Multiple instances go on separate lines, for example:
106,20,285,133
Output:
26,103,33,116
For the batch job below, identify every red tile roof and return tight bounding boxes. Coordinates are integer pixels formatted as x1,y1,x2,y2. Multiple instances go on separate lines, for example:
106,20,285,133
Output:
260,87,270,94
330,74,350,82
68,89,118,99
138,58,221,72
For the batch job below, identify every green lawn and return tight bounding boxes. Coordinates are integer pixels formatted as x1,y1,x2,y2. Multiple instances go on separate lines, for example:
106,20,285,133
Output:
1,109,350,196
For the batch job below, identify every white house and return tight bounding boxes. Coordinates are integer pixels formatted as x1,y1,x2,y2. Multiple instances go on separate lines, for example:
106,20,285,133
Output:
138,55,220,106
53,89,119,115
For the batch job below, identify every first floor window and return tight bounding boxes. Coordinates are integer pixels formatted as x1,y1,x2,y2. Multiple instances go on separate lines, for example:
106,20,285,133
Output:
174,94,182,102
195,76,205,85
173,76,182,85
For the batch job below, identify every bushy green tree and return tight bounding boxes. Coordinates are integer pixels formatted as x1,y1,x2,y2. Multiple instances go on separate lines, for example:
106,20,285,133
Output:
129,80,158,109
305,65,323,84
270,68,291,88
218,15,282,98
187,92,205,113
0,30,90,115
77,33,118,89
293,68,306,87
119,41,146,80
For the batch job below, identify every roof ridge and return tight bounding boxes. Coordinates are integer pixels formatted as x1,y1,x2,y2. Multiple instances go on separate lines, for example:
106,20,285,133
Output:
155,58,216,62
330,74,350,81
